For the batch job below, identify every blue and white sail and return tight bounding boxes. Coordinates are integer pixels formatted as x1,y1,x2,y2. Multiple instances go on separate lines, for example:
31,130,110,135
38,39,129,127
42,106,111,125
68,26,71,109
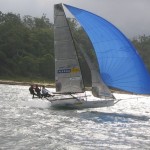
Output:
65,4,150,94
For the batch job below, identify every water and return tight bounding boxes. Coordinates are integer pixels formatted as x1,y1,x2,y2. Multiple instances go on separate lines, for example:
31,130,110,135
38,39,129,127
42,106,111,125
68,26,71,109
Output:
0,84,150,150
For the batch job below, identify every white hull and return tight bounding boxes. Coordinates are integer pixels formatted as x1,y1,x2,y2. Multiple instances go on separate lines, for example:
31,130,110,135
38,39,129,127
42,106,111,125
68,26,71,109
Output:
47,94,114,109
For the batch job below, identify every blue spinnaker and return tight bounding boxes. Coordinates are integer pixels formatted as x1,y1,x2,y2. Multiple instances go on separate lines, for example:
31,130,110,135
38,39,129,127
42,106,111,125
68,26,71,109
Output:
65,4,150,94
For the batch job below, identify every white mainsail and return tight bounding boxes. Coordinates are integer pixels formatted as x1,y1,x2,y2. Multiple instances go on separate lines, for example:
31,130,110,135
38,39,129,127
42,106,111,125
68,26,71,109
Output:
54,4,85,93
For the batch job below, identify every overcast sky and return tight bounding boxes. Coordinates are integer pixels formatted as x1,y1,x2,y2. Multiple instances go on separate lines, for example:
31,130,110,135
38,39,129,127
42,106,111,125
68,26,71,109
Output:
0,0,150,38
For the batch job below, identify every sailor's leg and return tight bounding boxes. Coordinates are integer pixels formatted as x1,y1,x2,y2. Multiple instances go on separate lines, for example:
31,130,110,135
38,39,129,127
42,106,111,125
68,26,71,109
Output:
38,93,42,98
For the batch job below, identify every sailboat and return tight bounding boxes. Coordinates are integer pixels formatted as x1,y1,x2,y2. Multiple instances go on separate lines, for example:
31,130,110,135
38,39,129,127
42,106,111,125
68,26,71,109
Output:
46,3,150,108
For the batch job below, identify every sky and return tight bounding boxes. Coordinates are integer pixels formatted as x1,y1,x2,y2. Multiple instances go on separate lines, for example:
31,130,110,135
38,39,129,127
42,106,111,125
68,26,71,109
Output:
0,0,150,38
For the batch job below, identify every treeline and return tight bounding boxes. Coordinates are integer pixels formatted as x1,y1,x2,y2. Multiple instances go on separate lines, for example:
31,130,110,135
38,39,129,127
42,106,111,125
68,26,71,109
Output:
132,35,150,70
0,12,54,82
0,12,150,83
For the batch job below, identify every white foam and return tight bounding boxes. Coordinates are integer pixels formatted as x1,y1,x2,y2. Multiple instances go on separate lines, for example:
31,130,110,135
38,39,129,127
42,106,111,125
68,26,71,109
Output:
22,99,51,109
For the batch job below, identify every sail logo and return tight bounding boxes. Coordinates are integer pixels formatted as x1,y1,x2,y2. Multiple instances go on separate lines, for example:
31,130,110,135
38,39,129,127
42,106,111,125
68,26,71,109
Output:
58,67,80,74
57,69,71,73
71,67,80,73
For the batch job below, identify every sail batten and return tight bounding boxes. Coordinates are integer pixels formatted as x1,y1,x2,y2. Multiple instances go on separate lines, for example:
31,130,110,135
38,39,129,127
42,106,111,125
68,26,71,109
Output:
65,4,150,94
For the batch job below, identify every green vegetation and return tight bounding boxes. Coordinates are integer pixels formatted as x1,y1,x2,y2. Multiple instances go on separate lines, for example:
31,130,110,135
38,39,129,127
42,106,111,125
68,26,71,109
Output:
0,12,150,84
0,12,54,82
132,35,150,70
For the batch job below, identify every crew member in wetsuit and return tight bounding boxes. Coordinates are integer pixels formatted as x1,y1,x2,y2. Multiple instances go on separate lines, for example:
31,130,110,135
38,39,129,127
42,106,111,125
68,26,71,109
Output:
29,85,36,98
35,85,42,98
41,85,53,98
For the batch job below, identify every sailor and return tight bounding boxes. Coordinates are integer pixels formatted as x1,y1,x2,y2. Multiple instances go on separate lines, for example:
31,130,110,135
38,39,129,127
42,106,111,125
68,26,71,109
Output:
29,85,36,98
41,85,53,98
35,85,42,98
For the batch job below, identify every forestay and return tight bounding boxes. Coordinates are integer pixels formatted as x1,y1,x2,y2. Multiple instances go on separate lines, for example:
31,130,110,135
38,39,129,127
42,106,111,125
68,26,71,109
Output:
65,4,150,94
54,4,85,93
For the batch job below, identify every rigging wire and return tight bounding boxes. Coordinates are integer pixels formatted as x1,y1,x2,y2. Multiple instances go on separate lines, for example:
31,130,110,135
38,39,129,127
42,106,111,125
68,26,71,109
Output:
114,96,150,104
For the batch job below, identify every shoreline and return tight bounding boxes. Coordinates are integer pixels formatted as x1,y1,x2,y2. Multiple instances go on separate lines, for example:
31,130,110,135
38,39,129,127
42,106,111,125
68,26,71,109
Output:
0,80,142,95
0,80,55,88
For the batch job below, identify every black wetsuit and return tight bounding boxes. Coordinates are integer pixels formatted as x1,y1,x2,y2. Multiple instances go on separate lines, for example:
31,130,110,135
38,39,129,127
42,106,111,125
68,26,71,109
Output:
29,86,36,98
35,87,41,98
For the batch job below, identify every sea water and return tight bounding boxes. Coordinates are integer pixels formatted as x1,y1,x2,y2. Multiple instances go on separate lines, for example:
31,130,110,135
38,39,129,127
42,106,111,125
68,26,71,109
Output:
0,84,150,150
